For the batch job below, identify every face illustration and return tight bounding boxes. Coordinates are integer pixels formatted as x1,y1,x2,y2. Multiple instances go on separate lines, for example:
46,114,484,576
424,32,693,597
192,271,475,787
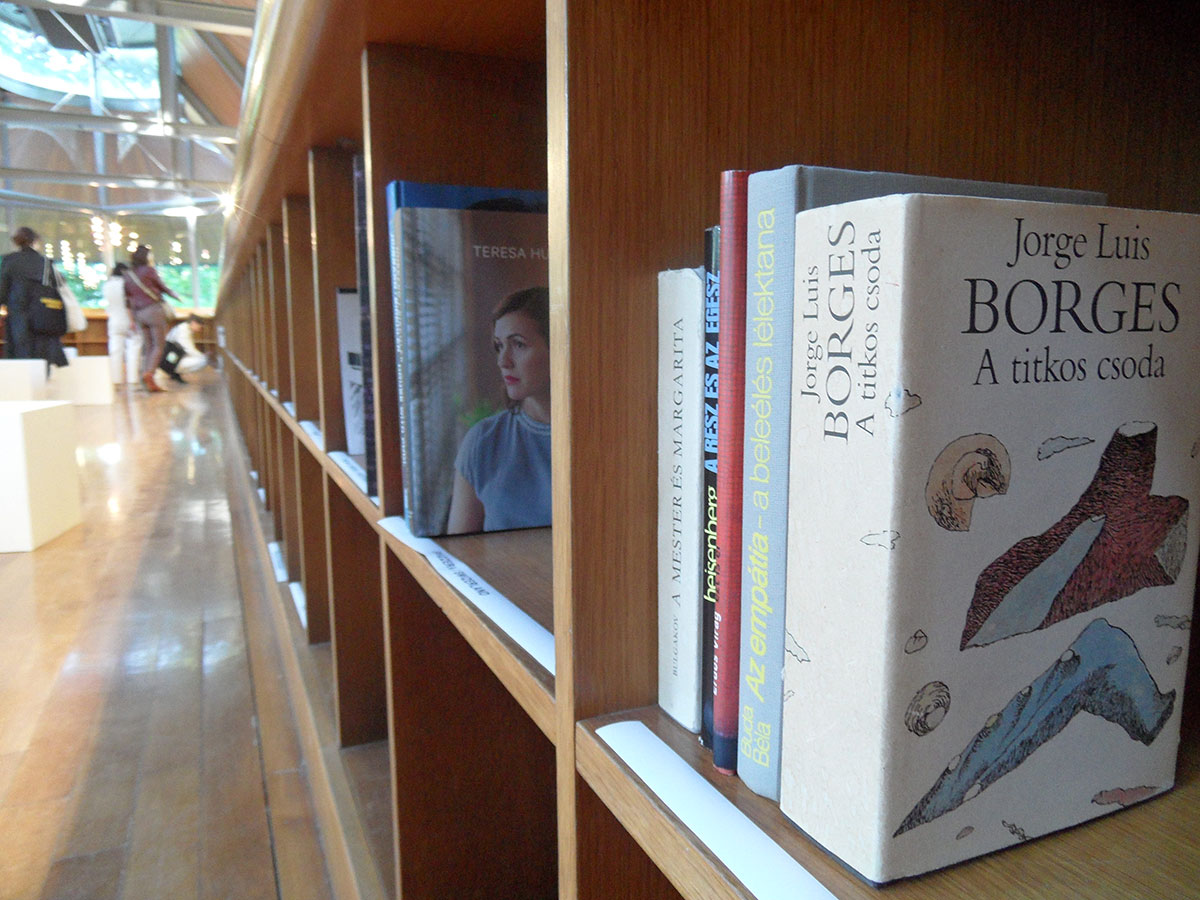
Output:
493,310,550,405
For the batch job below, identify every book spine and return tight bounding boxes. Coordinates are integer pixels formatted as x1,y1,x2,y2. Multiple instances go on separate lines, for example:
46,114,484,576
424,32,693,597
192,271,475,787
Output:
352,155,377,498
700,225,720,749
780,197,907,881
388,197,415,521
658,268,706,732
736,167,801,798
712,169,750,774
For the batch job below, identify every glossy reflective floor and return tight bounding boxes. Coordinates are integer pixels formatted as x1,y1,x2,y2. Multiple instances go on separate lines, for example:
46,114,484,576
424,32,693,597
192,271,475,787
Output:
0,370,332,900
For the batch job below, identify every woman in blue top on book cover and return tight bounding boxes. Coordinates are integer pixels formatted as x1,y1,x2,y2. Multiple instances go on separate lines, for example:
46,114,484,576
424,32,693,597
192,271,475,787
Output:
447,286,552,534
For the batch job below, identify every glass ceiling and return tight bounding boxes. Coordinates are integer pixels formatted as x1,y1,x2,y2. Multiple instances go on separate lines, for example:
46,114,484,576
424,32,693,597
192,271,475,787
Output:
0,7,159,108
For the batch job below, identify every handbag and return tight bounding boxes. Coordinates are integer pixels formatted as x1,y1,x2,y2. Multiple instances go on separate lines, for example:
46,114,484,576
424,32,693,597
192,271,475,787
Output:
27,259,68,337
59,272,87,333
125,268,179,323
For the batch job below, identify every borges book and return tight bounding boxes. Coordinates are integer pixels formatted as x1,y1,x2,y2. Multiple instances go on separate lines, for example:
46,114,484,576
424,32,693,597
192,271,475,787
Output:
737,165,1105,801
780,193,1200,883
389,181,549,537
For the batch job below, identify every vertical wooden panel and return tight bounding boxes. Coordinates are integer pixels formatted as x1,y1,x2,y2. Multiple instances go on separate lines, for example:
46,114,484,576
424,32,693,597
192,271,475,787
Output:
280,432,302,582
384,552,557,899
268,223,292,402
326,480,386,746
284,195,320,422
296,446,331,643
309,146,359,452
361,43,546,517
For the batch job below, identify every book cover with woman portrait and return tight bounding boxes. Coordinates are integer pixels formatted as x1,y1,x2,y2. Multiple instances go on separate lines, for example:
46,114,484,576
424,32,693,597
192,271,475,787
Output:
389,181,550,537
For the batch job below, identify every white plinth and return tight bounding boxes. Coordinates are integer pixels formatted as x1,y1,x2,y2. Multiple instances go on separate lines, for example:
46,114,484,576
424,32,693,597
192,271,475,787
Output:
47,356,114,405
0,359,48,400
0,401,82,552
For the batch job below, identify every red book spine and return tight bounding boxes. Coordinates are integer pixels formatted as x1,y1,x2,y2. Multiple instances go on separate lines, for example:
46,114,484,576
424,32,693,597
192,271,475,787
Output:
712,169,749,774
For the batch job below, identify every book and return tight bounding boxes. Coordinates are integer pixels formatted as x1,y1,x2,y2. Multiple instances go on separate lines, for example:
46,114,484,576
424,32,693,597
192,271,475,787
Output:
388,180,550,537
335,287,366,459
658,267,706,733
700,224,720,749
780,193,1200,883
352,154,377,498
713,170,750,774
737,165,1108,800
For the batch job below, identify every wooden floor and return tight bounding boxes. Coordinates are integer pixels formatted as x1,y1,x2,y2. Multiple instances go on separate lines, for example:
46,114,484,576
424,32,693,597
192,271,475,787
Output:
0,369,333,900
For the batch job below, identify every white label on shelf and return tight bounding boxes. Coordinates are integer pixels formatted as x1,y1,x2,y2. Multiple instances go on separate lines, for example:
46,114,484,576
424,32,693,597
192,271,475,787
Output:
299,420,325,451
267,541,288,583
289,581,308,629
282,401,296,418
379,515,555,676
328,451,369,495
595,721,836,900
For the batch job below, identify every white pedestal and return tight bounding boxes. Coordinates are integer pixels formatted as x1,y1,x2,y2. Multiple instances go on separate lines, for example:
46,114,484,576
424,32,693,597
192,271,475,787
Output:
0,359,48,400
0,401,83,552
47,355,114,405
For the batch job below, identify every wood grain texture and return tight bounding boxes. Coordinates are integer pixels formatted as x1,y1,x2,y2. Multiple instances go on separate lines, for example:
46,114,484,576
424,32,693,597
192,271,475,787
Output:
326,480,387,747
383,552,558,900
280,431,302,583
296,441,332,644
309,146,358,453
380,530,556,741
283,194,320,423
360,43,547,517
269,222,292,402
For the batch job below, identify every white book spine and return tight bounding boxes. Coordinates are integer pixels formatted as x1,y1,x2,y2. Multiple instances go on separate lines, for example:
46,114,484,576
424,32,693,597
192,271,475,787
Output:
658,267,706,733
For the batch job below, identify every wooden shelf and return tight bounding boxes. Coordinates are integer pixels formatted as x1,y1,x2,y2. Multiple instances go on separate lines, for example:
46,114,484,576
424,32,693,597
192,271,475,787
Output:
213,2,1200,898
577,706,1200,900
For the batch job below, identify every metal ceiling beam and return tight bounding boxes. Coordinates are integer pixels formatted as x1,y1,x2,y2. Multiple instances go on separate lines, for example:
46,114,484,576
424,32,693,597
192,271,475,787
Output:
15,0,255,36
0,165,228,193
0,187,102,215
0,105,238,144
195,28,245,85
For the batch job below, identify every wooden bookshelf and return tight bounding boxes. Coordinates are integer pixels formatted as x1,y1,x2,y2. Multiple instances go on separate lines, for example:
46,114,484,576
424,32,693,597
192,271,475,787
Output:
214,1,1200,898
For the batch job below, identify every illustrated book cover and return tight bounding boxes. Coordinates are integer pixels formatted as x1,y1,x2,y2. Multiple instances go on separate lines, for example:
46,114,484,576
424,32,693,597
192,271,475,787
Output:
780,193,1199,883
737,165,1106,800
389,180,549,537
658,266,706,733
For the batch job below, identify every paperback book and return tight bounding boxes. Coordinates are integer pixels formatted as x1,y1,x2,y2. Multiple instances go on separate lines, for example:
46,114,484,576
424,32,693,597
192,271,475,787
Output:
658,267,706,733
713,169,750,774
335,287,366,459
352,154,377,497
389,180,550,537
700,224,720,748
780,193,1200,882
737,165,1106,800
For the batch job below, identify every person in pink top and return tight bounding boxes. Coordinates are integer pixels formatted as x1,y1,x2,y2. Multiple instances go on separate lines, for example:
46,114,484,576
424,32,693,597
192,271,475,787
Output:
124,244,182,393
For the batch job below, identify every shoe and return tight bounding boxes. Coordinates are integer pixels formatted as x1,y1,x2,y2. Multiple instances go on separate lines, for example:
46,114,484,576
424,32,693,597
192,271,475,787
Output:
143,373,165,393
170,372,186,383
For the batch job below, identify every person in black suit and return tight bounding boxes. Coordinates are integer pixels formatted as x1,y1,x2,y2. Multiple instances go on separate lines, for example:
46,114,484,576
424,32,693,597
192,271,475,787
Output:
0,226,68,367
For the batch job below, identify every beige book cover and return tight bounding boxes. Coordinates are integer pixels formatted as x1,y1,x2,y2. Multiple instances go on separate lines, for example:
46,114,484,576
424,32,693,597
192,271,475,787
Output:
781,193,1199,883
